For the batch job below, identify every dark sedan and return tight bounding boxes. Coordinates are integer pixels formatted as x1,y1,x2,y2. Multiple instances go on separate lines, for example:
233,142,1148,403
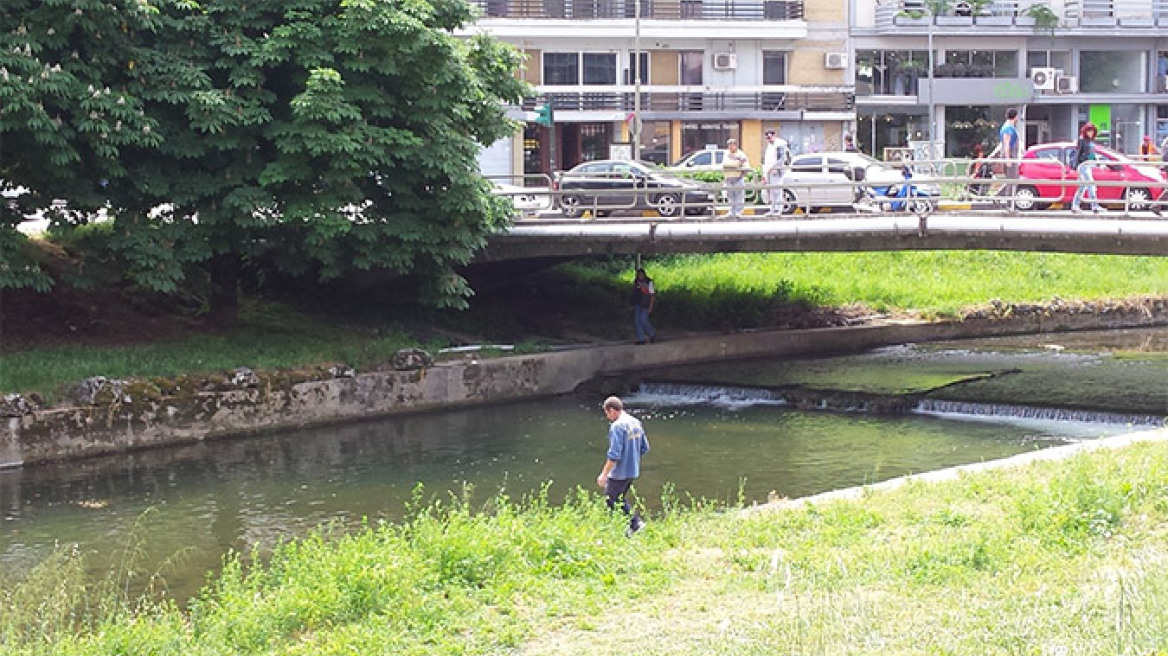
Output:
553,160,715,218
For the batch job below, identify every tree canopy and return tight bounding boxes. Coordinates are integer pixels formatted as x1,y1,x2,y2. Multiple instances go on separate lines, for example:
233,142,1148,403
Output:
0,0,528,317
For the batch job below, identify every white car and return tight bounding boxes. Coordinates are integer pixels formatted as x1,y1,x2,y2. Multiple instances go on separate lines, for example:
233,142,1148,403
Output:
491,182,551,217
668,148,730,174
774,152,940,214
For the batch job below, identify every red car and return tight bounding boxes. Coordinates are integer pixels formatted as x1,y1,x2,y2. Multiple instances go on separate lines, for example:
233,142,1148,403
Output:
1015,142,1167,211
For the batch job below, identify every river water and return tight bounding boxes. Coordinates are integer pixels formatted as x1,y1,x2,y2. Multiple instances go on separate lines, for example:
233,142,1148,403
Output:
1,327,1164,602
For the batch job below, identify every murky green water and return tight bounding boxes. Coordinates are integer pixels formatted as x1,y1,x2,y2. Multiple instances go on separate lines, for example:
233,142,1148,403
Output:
2,327,1164,603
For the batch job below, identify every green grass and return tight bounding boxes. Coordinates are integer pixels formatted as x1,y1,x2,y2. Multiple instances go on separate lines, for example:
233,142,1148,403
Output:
0,301,432,398
6,438,1168,655
584,251,1168,317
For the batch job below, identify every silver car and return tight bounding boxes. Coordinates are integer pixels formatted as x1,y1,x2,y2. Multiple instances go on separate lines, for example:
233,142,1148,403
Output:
774,152,939,214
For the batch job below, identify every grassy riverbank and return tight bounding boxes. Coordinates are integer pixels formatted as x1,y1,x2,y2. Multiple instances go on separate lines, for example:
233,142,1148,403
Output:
4,251,1168,397
5,435,1168,655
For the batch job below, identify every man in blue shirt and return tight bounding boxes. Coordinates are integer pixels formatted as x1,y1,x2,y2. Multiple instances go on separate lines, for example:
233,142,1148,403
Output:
596,396,650,534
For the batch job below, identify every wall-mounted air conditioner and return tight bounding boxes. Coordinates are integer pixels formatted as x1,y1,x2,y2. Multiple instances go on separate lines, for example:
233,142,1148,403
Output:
713,52,737,71
1030,67,1056,91
1161,74,1168,93
824,52,847,70
1055,75,1078,94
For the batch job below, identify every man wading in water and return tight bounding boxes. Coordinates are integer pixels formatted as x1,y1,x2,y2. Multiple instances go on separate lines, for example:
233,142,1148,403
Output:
597,396,650,535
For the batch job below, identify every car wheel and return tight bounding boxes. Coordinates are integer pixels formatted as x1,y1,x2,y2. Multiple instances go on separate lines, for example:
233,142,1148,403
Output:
653,193,681,218
909,198,934,215
777,189,797,215
1013,185,1046,211
1124,187,1152,211
560,195,583,218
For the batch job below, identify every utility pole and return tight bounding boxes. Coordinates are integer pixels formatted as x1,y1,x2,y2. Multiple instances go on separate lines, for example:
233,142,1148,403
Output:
633,0,642,160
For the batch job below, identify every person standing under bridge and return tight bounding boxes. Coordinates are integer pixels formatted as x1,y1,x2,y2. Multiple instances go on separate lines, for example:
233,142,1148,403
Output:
630,267,656,345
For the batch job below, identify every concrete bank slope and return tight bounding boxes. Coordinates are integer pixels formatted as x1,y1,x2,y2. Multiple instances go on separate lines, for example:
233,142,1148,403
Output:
2,309,1166,469
752,427,1168,514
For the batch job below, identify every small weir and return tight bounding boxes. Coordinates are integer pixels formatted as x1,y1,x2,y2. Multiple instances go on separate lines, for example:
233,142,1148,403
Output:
915,399,1167,428
634,382,1167,428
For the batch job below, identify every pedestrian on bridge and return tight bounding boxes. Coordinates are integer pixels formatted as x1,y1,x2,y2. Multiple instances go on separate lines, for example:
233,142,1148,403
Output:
1071,121,1103,214
630,268,656,344
763,128,790,216
722,138,750,218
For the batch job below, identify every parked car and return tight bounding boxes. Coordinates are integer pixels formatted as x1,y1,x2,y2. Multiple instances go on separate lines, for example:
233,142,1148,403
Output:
667,148,729,174
775,152,940,214
1015,142,1168,211
554,160,715,218
490,182,550,217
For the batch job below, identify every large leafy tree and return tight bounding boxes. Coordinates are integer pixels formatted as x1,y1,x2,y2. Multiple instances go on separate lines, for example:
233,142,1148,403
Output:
0,0,527,320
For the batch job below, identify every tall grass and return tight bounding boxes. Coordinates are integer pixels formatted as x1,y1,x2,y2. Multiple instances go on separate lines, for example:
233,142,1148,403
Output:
576,251,1168,317
5,440,1168,655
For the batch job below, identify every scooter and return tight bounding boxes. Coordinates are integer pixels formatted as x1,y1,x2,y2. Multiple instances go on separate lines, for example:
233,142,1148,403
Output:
865,165,936,215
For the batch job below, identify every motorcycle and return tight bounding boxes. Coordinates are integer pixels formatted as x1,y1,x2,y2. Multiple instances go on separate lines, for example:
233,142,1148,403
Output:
864,165,937,215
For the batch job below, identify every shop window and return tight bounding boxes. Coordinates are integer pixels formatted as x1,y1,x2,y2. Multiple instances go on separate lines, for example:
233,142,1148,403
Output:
1079,51,1145,93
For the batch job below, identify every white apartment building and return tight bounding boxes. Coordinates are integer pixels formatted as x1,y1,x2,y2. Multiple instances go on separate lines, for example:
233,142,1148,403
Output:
462,0,855,180
851,0,1168,158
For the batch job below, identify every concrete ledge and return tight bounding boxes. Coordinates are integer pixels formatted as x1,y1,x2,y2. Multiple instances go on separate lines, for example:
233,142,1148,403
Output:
2,309,1166,469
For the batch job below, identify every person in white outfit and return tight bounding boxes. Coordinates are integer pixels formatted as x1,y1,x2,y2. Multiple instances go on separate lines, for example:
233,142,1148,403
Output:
762,128,789,215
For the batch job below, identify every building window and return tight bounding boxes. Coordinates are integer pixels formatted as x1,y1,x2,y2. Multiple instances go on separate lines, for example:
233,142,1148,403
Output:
624,52,649,85
856,50,929,96
638,121,671,165
1079,51,1145,93
543,52,579,85
1026,51,1071,74
583,53,617,85
763,51,787,85
680,121,739,156
938,50,1017,78
680,51,703,85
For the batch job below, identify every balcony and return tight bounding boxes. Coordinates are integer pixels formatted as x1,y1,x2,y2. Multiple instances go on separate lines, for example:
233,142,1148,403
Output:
470,0,804,20
522,86,854,114
871,0,1168,31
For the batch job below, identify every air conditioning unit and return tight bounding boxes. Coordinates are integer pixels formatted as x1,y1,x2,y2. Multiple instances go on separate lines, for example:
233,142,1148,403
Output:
1161,74,1168,92
1055,74,1078,94
713,52,737,71
1030,67,1056,91
824,52,847,70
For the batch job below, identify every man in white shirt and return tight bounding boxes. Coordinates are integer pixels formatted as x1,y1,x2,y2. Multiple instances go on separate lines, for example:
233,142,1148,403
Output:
763,128,789,216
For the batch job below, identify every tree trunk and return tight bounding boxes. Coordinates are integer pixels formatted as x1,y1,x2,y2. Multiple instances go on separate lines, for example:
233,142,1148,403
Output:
206,253,241,326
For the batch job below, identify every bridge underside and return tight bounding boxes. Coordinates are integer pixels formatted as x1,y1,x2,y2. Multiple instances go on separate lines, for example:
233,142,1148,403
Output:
478,214,1168,262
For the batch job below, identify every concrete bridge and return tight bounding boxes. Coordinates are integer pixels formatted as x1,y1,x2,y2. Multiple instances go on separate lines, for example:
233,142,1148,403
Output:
478,212,1168,261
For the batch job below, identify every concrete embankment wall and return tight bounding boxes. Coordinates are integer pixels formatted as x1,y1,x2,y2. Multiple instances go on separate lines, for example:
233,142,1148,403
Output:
2,310,1166,469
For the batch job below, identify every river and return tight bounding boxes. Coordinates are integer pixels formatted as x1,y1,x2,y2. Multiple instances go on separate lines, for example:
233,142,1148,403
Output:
1,327,1164,603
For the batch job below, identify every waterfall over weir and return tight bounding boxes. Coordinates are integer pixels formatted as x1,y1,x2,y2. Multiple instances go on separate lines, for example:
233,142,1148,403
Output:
632,382,1166,428
629,382,789,409
915,399,1166,428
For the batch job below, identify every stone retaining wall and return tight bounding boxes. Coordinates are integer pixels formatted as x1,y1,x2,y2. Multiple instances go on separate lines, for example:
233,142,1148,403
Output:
3,308,1166,469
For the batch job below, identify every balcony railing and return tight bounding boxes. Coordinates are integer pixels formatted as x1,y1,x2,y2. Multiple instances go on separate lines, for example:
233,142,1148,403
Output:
522,87,853,113
471,0,804,20
874,0,1168,28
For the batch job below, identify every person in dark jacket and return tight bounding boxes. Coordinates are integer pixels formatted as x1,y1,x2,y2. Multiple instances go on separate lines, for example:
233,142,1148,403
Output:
629,268,656,344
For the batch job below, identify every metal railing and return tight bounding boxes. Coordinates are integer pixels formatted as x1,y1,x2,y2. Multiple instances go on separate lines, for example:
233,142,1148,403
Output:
493,157,1168,221
876,0,1168,27
470,0,804,20
521,88,854,113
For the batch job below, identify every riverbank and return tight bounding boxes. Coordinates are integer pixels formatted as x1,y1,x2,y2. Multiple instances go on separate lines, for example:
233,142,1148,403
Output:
4,301,1167,469
6,426,1168,655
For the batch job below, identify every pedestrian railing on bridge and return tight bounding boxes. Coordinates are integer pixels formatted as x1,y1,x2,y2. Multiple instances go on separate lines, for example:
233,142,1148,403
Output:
490,158,1168,222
